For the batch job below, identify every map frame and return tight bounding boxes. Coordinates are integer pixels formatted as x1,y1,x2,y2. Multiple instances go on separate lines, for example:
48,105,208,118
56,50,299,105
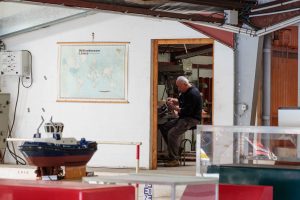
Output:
57,42,129,103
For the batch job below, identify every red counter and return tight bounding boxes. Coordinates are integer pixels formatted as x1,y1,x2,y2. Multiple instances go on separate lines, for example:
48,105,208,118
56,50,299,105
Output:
0,179,135,200
182,183,272,200
219,184,273,200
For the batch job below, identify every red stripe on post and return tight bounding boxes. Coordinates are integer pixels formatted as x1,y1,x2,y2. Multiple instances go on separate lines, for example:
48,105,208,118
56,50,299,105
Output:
136,145,140,160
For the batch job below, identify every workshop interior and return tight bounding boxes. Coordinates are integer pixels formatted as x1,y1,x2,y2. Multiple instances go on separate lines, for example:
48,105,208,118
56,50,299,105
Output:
0,0,300,199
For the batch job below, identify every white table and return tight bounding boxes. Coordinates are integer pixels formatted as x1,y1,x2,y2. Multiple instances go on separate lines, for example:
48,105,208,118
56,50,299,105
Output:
83,173,219,200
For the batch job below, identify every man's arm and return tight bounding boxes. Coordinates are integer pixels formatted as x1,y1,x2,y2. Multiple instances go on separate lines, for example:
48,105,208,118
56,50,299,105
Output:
166,97,180,112
167,97,179,105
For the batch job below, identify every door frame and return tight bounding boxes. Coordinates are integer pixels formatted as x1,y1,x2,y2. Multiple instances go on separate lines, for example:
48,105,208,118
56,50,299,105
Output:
150,38,214,169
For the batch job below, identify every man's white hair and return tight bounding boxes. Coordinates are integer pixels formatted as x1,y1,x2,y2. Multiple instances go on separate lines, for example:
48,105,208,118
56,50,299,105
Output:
176,76,189,84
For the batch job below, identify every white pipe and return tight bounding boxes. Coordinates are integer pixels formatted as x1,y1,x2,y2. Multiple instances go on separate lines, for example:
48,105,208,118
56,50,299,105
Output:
250,8,300,17
191,21,257,36
96,141,142,145
252,0,300,12
6,138,33,142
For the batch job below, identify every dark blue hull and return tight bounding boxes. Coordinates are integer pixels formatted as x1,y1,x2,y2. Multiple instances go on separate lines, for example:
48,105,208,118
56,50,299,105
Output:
19,140,97,167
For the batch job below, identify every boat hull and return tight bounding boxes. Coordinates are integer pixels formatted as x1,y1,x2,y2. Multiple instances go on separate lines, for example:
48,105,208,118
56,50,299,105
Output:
19,141,97,167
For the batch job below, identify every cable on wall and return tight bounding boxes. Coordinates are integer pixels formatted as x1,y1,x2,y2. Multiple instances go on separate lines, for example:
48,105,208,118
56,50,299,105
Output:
1,77,27,165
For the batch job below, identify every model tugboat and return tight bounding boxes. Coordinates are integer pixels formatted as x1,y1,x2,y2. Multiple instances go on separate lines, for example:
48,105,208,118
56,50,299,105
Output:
18,117,97,179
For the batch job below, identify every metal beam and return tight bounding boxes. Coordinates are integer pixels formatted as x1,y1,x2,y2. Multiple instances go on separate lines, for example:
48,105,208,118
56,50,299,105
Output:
234,35,264,126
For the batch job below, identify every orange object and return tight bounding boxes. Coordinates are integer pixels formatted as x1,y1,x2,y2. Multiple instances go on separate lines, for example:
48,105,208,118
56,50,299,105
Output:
64,165,86,179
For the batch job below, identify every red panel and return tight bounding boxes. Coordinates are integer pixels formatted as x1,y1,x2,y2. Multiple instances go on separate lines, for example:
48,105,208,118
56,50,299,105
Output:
183,22,234,48
220,184,273,200
182,184,272,200
181,184,215,200
0,179,135,200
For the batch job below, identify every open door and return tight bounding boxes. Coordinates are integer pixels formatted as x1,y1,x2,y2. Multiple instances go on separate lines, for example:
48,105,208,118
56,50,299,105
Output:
151,38,214,169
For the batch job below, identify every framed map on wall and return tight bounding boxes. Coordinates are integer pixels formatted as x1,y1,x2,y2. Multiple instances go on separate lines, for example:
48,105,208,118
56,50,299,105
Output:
57,42,129,103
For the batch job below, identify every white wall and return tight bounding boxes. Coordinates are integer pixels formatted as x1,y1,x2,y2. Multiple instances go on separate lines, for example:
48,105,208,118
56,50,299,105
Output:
214,43,234,125
1,12,234,169
212,42,234,164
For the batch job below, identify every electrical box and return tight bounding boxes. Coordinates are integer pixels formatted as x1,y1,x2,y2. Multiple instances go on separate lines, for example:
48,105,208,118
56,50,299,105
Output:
0,93,9,150
224,10,238,25
0,51,31,78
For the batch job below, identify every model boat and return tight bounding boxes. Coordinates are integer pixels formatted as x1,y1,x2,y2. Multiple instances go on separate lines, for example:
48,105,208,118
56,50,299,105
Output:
19,117,97,169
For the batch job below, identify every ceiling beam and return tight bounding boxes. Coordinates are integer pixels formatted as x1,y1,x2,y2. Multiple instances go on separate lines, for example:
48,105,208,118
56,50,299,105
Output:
252,0,299,12
170,0,253,10
250,3,300,29
169,44,211,56
175,44,212,59
192,64,212,69
21,0,223,23
250,1,300,15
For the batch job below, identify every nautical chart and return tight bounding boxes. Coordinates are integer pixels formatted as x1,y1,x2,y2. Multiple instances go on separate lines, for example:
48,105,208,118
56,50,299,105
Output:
58,42,128,102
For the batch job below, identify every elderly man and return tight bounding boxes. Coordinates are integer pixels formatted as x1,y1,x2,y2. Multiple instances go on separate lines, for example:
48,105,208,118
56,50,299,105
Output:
159,76,202,167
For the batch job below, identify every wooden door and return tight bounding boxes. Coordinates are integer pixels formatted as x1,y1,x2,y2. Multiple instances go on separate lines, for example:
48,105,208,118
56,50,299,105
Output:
270,26,298,126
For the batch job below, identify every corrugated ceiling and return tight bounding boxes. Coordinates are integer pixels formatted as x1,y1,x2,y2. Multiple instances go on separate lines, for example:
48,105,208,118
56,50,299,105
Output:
0,0,299,39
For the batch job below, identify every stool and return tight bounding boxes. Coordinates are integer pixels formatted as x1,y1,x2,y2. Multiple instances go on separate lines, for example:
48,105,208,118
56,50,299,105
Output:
179,126,197,166
190,126,197,151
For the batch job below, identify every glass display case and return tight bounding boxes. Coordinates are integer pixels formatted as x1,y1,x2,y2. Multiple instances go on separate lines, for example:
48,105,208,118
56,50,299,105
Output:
196,125,300,176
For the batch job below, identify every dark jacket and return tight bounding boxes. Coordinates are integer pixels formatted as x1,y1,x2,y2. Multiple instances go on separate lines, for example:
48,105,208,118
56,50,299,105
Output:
178,86,202,121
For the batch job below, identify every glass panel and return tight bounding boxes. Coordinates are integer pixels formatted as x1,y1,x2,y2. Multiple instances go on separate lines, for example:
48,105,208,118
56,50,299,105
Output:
196,125,300,176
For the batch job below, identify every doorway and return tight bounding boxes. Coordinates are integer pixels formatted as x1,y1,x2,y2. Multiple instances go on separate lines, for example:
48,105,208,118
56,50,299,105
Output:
151,38,214,169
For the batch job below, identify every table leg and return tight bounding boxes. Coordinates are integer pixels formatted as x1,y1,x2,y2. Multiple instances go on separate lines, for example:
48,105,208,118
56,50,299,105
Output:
136,183,139,200
215,183,219,200
196,132,202,176
171,184,176,200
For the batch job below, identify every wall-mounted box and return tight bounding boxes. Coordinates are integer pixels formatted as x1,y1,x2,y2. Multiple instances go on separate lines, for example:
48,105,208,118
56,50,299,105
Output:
224,10,238,25
0,51,31,78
